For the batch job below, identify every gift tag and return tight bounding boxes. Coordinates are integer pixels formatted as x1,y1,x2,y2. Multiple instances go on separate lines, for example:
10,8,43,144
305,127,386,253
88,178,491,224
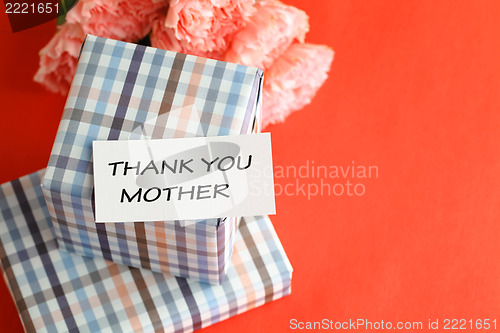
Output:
92,133,275,222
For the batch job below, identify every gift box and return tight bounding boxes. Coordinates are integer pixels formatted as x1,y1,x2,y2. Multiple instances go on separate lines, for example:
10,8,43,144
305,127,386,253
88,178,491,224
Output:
0,170,292,332
41,35,264,284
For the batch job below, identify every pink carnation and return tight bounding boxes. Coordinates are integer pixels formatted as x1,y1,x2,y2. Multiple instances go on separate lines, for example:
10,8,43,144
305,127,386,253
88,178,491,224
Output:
151,16,225,60
164,0,255,55
225,0,309,69
66,0,168,42
262,43,334,127
33,23,86,95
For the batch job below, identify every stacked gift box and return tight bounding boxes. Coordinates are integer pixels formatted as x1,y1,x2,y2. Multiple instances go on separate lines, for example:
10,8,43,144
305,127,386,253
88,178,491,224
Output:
0,35,292,332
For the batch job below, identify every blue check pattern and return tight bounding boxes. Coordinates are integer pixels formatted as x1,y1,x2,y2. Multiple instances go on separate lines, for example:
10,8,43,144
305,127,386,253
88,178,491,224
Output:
0,170,291,333
41,35,264,284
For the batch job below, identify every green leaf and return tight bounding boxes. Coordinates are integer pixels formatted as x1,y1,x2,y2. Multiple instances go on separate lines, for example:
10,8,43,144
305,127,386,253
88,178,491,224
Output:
57,0,79,25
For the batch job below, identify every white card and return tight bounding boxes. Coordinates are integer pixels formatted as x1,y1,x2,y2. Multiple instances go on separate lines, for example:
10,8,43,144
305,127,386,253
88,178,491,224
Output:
92,133,275,222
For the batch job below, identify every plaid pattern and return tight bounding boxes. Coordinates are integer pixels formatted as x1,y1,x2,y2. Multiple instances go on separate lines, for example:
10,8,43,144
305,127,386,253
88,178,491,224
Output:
0,170,292,333
41,35,264,284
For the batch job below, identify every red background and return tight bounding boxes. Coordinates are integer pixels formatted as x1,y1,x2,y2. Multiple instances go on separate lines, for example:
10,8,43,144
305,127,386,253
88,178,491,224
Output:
1,0,500,331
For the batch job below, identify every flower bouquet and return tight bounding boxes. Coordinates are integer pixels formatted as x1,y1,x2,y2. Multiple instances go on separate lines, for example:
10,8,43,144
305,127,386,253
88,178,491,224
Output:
34,0,334,127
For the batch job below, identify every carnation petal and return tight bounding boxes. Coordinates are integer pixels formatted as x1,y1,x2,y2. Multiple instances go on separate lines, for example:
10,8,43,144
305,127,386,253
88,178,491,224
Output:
66,0,168,42
225,0,309,70
262,43,334,127
34,23,86,95
162,0,255,54
151,16,227,60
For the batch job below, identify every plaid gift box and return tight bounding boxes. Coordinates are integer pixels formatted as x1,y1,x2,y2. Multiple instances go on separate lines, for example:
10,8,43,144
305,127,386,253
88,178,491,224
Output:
0,170,292,333
41,35,264,284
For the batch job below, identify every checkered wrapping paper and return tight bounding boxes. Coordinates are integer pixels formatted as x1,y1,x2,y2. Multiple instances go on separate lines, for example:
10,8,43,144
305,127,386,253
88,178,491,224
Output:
0,170,292,333
41,35,264,284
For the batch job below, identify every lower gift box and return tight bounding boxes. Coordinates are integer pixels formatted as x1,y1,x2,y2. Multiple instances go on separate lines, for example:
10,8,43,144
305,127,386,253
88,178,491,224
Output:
0,170,293,333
